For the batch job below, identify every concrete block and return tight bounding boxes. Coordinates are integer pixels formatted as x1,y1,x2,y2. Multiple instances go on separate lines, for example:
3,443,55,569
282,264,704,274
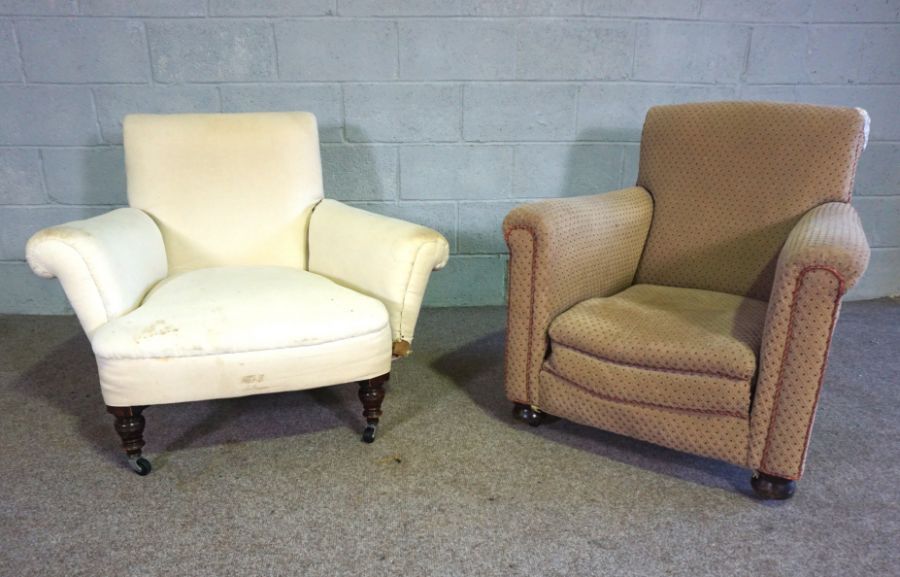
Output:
18,19,149,83
0,0,75,15
276,20,397,81
853,196,900,248
583,0,700,17
620,144,640,188
400,145,512,200
796,86,900,141
0,20,21,81
338,0,460,16
513,144,622,199
41,147,127,205
812,0,900,22
345,84,460,142
855,144,900,197
742,85,900,140
577,83,736,142
463,83,577,142
423,255,507,306
80,0,206,16
745,26,809,84
94,85,220,144
516,20,632,80
700,0,812,21
738,85,800,102
634,22,750,84
0,149,45,205
458,201,521,254
460,0,581,15
220,85,342,142
0,206,107,260
399,20,516,80
210,0,332,15
846,248,900,300
148,21,275,82
0,262,71,315
322,145,398,201
808,25,900,84
348,201,457,253
0,86,100,145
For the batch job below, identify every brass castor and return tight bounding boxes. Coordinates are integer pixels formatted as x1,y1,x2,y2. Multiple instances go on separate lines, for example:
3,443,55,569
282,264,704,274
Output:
512,403,544,427
751,472,796,500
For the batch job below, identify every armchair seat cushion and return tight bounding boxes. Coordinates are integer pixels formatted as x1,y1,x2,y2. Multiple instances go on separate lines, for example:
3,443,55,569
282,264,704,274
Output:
91,266,392,406
544,284,768,417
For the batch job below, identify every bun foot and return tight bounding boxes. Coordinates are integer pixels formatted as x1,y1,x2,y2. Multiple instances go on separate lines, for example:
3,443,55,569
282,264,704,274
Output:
513,403,544,427
751,472,796,500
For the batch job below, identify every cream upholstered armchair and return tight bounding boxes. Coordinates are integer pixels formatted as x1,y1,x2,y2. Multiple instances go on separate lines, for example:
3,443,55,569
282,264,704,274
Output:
26,112,449,475
503,102,870,499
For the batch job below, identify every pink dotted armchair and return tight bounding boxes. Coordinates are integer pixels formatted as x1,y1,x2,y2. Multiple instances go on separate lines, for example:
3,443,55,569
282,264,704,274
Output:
26,112,449,474
503,102,871,499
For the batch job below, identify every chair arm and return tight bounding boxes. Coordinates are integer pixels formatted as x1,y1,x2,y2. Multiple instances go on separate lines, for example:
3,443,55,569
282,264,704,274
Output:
307,199,450,355
749,202,870,480
25,208,168,336
502,187,654,406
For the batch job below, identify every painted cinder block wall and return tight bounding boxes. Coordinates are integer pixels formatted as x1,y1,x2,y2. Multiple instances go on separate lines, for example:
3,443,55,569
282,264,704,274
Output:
0,0,898,312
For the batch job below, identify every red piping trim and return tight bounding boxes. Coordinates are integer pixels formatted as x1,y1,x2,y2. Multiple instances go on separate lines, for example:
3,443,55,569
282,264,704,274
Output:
759,265,846,479
504,225,539,405
553,341,752,382
543,365,748,420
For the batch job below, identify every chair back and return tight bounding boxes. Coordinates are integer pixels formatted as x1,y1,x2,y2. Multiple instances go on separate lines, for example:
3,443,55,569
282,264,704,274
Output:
635,101,867,300
124,112,324,272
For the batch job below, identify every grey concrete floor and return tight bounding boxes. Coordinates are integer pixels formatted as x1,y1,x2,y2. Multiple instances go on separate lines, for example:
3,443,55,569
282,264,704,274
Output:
0,300,898,577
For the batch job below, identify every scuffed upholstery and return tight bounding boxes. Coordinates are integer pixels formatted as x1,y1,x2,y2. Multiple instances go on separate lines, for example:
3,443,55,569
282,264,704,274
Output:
25,208,167,335
92,267,392,406
308,199,449,346
504,101,871,485
26,112,446,414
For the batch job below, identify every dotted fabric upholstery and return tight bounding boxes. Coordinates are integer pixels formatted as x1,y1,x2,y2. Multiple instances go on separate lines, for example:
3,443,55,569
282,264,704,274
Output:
503,103,870,481
539,369,750,466
748,203,870,479
636,101,867,300
545,284,768,417
503,188,653,405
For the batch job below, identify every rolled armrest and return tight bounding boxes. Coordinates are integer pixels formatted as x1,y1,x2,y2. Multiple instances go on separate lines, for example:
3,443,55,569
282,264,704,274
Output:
749,202,870,479
502,187,654,406
307,199,449,354
26,208,168,336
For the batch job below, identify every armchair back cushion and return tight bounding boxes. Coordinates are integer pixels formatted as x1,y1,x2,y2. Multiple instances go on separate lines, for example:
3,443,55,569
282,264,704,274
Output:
635,101,868,300
124,112,324,273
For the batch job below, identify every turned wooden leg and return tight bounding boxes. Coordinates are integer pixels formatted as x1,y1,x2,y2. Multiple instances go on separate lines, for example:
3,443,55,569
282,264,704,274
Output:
751,472,796,500
358,373,389,443
106,405,151,475
512,403,544,427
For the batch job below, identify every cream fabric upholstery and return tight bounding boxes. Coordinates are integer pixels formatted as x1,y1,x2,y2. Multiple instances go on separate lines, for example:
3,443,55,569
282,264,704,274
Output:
308,199,450,344
26,111,446,411
504,102,871,483
25,208,167,335
92,267,392,406
124,112,323,272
